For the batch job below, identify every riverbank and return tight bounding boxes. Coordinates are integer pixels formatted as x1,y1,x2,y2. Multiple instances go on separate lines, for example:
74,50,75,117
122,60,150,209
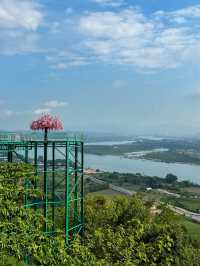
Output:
139,150,200,166
85,153,200,185
85,138,200,166
87,171,200,213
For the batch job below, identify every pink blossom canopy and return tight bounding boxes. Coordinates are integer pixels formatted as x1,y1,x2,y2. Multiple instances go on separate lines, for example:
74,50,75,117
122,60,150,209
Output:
30,114,63,131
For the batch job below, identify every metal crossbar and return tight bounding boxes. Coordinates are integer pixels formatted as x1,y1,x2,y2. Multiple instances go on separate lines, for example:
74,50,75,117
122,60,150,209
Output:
0,138,84,244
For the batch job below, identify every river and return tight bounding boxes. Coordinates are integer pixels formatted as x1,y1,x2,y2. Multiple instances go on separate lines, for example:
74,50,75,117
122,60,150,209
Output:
26,140,200,185
84,140,200,184
85,154,200,184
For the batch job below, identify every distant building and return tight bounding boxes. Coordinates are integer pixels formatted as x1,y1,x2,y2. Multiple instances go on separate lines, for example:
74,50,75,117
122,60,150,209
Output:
84,168,98,175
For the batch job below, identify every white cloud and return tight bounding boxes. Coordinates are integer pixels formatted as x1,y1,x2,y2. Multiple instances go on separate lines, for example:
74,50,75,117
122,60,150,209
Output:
47,51,89,69
77,6,200,70
154,5,200,24
0,2,199,72
0,32,42,55
173,5,200,18
33,100,68,115
34,108,51,115
0,108,34,119
90,0,124,7
0,0,43,30
0,102,66,118
53,59,87,69
0,0,43,55
45,100,68,108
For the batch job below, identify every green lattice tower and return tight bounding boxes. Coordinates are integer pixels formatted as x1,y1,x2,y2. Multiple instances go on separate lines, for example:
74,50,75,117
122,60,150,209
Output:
0,137,84,243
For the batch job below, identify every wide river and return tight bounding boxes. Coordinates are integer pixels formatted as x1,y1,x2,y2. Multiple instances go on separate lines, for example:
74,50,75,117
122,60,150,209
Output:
27,140,200,185
85,141,200,185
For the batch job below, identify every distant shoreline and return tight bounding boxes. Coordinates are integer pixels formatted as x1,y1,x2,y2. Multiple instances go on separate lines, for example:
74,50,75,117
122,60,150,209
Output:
85,151,200,167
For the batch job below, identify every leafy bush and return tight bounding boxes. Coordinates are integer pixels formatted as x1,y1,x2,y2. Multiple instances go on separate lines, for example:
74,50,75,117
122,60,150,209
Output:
0,163,200,265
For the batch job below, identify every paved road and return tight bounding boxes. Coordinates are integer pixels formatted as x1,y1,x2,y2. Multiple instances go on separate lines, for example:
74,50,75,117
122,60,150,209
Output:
86,175,135,195
86,175,200,223
156,189,181,198
168,205,200,222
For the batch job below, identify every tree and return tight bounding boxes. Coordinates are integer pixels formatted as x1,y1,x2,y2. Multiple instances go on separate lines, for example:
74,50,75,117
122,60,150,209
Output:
1,163,200,265
0,163,72,265
165,173,178,184
85,195,200,265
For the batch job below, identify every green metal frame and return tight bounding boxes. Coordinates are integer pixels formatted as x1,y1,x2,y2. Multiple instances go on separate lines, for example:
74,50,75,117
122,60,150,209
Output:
0,138,84,243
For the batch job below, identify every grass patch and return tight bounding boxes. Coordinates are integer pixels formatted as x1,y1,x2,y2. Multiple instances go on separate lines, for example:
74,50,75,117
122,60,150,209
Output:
162,197,200,213
90,189,125,196
179,216,200,241
181,186,200,194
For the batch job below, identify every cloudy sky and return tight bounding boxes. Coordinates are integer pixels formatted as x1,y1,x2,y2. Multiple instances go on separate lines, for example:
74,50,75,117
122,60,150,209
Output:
0,0,200,136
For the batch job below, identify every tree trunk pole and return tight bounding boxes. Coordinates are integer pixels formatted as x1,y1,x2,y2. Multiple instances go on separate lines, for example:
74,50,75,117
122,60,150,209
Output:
44,127,48,232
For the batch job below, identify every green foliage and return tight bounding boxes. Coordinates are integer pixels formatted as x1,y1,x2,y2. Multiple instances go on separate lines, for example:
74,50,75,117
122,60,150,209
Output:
0,254,24,266
1,163,200,265
84,179,109,193
94,171,198,191
165,173,178,184
85,196,200,265
0,163,69,265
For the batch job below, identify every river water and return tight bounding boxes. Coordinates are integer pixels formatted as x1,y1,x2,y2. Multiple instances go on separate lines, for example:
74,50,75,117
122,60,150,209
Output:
85,154,200,184
84,140,200,185
25,140,200,185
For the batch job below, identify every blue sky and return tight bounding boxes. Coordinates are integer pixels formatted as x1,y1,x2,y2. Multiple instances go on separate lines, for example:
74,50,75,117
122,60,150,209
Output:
0,0,200,136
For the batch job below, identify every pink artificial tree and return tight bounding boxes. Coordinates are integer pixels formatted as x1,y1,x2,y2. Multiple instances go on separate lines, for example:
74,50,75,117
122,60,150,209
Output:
30,114,63,141
30,114,63,232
